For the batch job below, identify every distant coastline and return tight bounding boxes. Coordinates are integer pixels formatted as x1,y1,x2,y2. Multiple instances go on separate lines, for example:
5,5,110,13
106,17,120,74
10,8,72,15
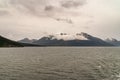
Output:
0,32,116,47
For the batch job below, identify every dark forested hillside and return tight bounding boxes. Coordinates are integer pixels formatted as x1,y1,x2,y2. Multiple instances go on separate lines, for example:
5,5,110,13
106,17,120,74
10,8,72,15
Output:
0,36,23,47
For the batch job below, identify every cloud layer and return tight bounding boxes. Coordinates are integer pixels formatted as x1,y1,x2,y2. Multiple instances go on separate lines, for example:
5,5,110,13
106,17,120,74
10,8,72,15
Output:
61,0,86,8
5,0,86,17
0,0,120,40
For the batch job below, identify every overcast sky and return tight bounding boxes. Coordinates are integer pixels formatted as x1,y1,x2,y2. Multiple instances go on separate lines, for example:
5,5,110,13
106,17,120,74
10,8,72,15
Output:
0,0,120,40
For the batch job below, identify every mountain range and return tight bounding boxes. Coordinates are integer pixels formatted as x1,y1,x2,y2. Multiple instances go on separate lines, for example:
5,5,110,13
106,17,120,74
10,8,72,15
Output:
1,32,118,47
18,32,114,46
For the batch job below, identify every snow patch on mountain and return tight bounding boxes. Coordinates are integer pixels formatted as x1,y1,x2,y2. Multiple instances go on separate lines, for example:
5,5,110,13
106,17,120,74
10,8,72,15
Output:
44,32,89,41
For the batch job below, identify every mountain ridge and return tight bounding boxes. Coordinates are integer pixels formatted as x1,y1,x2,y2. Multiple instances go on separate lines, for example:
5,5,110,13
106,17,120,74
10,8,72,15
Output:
29,32,114,46
1,32,113,47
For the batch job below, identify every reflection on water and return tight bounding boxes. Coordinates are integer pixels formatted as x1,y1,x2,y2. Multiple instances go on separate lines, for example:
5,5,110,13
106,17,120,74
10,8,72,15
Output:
0,47,120,80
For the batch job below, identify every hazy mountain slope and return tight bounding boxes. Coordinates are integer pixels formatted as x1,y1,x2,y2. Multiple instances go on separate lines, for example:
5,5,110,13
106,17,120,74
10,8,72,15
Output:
18,38,37,43
105,38,120,46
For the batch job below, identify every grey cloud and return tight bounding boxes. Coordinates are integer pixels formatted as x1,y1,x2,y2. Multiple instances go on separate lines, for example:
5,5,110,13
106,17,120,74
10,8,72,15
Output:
44,5,59,12
9,0,47,15
8,0,85,16
54,18,73,24
44,5,74,24
9,0,61,17
0,10,10,16
44,5,54,11
0,0,86,24
10,0,46,6
61,0,86,8
44,5,63,14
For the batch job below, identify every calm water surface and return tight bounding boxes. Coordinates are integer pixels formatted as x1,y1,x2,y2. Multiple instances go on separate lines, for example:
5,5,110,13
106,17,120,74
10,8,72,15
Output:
0,47,120,80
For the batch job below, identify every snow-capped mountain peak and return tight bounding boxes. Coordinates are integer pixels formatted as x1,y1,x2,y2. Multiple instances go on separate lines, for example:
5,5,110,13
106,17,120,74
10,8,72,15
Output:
33,32,114,46
45,32,89,41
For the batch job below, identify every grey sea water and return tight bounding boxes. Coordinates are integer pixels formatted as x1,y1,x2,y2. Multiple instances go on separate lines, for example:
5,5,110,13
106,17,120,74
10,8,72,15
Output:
0,47,120,80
